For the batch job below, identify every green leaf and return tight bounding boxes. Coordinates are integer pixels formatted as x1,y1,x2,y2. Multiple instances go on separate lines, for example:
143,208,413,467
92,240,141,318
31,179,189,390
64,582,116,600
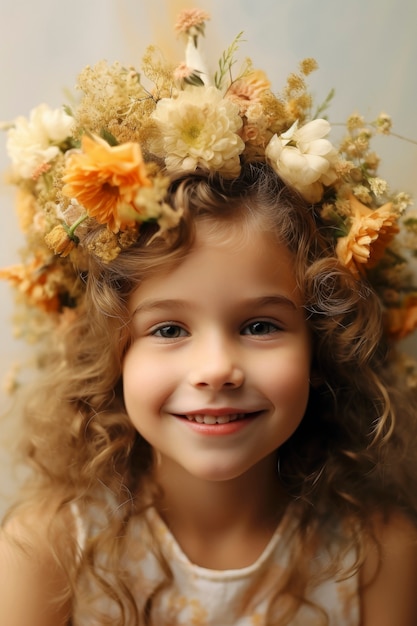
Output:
214,31,245,90
62,104,74,117
313,88,335,120
184,72,205,87
100,128,119,146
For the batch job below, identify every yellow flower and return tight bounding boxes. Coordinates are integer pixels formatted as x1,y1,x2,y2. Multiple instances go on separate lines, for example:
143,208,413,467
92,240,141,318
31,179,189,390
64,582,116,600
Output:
62,135,152,233
84,228,121,263
336,194,399,275
44,224,77,257
299,58,318,76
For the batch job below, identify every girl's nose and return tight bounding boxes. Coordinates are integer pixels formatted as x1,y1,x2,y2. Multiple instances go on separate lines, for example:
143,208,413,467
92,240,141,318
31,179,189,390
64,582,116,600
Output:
188,336,244,391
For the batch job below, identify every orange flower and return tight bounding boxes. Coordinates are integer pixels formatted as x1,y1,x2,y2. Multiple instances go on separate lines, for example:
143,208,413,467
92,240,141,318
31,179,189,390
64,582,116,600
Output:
385,297,417,340
0,257,61,313
62,135,152,233
226,70,271,114
335,194,399,275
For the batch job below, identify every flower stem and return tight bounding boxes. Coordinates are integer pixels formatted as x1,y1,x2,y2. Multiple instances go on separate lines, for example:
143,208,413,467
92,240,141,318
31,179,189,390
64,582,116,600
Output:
64,213,89,241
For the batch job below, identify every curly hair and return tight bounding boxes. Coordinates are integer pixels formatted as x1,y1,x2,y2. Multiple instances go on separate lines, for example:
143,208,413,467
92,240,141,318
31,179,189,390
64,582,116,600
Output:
6,162,417,625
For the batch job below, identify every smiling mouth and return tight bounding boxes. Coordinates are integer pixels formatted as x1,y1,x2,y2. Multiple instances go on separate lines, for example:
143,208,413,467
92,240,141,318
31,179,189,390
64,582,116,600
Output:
178,412,259,425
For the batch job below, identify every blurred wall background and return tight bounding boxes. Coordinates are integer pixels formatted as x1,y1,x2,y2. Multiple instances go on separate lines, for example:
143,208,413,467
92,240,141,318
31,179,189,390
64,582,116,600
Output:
1,0,416,516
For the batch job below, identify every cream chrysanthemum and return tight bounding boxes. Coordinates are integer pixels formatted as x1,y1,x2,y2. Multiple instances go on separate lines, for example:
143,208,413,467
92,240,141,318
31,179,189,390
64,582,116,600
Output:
149,86,244,177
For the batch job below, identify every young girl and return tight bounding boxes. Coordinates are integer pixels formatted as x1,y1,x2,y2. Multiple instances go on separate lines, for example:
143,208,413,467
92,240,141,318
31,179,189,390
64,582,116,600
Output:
1,8,417,626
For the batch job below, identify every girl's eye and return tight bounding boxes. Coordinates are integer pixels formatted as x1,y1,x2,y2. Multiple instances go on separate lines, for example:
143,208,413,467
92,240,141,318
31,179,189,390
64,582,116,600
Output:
152,324,188,339
242,321,280,336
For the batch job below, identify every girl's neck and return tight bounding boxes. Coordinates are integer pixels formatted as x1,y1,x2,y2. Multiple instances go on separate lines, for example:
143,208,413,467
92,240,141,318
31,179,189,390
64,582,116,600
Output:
152,454,289,569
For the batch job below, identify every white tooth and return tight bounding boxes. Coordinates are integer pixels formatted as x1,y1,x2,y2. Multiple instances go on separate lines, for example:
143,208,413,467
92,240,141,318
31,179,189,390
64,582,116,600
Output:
216,415,231,424
184,413,247,424
203,416,217,425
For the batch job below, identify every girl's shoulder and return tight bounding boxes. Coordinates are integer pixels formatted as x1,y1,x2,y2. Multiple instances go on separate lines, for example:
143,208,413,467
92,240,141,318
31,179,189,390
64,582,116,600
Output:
0,499,72,626
360,510,417,626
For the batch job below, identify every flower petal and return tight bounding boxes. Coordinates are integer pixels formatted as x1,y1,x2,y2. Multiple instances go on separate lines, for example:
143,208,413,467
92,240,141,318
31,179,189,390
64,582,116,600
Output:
295,118,331,142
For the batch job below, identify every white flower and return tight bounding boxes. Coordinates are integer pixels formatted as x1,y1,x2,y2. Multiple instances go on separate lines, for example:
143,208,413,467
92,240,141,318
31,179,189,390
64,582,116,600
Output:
149,86,244,177
6,103,73,179
265,119,338,202
393,192,413,214
184,35,210,85
368,176,388,198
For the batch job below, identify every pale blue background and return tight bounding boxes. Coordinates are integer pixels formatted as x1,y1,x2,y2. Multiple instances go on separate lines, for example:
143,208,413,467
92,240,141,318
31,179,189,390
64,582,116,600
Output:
1,0,416,514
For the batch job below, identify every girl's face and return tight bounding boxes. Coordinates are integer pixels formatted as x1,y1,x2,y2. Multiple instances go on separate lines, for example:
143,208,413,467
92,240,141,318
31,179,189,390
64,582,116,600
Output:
123,222,312,483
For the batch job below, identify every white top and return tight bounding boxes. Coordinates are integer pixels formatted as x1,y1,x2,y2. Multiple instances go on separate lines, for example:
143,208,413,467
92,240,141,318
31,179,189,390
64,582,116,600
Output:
72,505,360,625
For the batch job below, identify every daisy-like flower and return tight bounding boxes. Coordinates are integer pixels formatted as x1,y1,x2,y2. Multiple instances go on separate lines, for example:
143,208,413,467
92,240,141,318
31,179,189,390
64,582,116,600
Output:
335,194,400,275
62,135,152,233
149,86,245,177
6,104,73,179
265,119,338,202
226,70,271,114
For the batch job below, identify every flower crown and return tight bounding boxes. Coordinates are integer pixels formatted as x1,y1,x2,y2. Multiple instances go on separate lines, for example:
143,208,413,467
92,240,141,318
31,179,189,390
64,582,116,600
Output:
1,7,417,350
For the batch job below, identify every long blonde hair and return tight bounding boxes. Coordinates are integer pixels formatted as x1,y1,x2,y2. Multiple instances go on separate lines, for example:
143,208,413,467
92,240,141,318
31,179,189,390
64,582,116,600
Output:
6,163,417,624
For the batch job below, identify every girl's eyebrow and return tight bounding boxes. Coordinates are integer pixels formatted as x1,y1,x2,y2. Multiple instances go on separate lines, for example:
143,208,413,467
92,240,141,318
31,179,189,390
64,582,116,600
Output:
132,299,190,317
132,295,298,317
247,295,299,310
